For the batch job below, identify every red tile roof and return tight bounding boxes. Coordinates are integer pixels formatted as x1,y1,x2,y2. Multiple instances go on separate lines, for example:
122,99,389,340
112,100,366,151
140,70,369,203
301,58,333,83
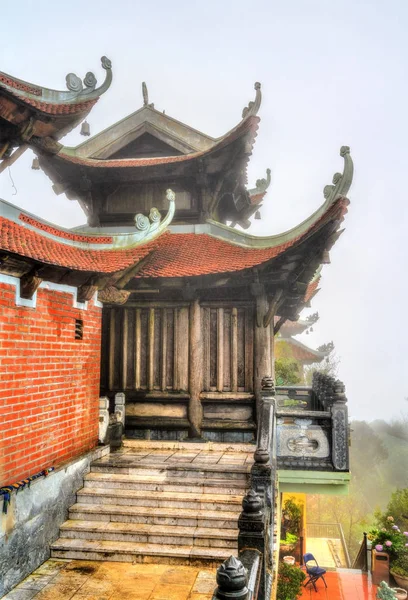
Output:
0,217,158,273
0,197,348,278
0,74,41,96
138,197,349,278
19,213,113,244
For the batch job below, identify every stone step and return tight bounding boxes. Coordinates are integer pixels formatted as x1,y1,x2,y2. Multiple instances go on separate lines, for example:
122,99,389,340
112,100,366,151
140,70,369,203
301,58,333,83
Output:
77,487,242,512
60,520,238,549
122,439,255,453
50,537,232,566
91,458,250,480
69,503,239,529
84,471,247,495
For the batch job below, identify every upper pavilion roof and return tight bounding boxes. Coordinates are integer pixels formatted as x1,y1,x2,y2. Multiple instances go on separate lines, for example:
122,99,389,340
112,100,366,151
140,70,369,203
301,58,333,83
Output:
0,57,112,165
35,82,270,227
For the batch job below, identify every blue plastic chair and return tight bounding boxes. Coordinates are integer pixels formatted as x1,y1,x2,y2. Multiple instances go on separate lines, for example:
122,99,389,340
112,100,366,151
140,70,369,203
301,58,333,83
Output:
303,553,327,592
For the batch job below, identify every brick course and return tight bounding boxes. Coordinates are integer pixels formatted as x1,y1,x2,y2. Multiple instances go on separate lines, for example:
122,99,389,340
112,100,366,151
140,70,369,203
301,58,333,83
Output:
0,283,102,486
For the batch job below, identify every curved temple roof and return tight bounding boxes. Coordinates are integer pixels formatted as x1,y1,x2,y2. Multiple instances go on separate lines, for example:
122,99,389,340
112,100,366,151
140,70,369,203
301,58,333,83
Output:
0,57,112,116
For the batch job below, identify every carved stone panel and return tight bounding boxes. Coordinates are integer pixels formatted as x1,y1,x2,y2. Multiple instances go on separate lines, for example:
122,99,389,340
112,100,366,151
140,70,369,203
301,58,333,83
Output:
276,418,330,459
332,404,349,470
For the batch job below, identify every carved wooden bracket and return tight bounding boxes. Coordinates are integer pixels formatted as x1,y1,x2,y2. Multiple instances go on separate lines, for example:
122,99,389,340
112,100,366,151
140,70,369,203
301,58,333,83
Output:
98,286,130,305
20,271,42,300
263,289,284,328
77,284,98,304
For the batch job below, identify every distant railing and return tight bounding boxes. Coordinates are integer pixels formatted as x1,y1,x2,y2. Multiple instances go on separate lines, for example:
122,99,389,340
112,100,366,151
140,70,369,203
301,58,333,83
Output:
352,532,369,571
307,522,351,568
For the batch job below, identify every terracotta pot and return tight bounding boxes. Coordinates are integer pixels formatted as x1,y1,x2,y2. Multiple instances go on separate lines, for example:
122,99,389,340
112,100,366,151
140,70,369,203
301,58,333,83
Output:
283,556,296,565
391,571,408,593
392,588,408,600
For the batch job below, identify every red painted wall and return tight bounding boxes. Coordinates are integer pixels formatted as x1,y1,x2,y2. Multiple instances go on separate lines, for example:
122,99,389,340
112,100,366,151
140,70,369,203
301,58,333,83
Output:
0,283,102,487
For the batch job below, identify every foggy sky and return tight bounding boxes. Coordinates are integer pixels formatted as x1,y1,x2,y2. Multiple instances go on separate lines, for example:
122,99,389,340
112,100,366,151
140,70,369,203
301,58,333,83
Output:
1,0,407,421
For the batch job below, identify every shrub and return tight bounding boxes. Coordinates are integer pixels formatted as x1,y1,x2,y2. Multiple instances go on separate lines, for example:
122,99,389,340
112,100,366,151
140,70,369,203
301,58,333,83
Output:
280,533,298,547
277,562,306,600
282,497,303,537
392,552,408,577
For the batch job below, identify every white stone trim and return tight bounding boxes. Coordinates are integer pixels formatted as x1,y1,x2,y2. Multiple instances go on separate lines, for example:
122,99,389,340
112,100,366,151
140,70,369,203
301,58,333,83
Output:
0,274,101,311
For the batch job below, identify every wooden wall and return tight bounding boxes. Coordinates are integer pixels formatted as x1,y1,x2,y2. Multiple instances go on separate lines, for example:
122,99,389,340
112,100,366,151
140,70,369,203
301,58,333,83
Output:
100,301,261,440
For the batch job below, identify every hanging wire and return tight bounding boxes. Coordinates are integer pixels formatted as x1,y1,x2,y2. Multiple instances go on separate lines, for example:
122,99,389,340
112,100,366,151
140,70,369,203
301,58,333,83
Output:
8,167,17,195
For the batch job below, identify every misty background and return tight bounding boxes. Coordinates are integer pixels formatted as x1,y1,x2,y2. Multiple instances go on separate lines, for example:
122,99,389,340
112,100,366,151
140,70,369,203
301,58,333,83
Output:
1,0,407,422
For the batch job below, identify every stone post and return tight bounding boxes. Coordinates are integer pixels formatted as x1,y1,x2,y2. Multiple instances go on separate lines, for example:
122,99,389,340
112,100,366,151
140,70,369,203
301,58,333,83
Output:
113,392,126,447
214,556,248,600
98,397,109,444
331,379,349,470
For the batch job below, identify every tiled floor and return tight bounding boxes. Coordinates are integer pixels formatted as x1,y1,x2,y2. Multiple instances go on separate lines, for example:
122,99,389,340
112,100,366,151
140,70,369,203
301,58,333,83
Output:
300,569,378,599
3,559,216,600
104,446,254,466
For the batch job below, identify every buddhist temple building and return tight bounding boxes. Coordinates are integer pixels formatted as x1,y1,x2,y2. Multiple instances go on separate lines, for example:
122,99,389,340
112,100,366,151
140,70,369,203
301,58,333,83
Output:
0,58,352,599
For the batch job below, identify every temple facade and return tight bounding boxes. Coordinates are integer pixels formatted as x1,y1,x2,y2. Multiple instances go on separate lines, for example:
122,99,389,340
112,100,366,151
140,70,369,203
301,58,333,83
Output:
0,59,352,599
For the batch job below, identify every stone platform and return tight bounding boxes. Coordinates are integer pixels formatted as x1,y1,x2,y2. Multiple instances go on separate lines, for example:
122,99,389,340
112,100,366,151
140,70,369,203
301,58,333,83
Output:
2,558,216,600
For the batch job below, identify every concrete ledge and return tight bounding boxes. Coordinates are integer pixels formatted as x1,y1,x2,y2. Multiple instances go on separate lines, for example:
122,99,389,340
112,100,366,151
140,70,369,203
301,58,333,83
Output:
0,445,110,597
278,469,350,496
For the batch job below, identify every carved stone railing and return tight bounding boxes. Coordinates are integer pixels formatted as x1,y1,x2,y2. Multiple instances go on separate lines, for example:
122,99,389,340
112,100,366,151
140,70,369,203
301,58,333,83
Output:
275,374,349,472
212,377,277,600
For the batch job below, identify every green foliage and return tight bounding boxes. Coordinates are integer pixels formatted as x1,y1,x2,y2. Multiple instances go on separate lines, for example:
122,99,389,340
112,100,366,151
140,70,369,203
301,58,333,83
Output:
375,489,408,532
282,497,303,536
277,562,306,600
368,525,405,559
392,552,408,577
280,533,298,546
275,358,301,386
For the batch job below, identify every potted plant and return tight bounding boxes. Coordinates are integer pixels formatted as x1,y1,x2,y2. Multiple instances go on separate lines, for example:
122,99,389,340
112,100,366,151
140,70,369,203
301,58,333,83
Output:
277,562,306,600
391,553,408,592
280,533,299,555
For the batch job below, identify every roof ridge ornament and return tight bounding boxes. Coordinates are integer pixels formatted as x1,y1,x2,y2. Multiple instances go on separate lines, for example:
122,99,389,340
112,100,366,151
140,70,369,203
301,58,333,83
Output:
242,82,262,119
142,81,154,108
323,146,354,202
248,167,271,195
64,56,112,100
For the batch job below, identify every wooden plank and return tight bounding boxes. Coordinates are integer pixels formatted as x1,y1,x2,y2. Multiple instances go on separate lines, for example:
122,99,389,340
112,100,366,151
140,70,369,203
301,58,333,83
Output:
209,309,217,389
245,308,254,392
122,309,128,389
202,307,211,391
177,307,189,391
188,299,203,437
108,309,115,391
148,307,155,391
231,307,238,393
161,308,167,391
135,308,141,389
217,308,224,392
173,308,178,390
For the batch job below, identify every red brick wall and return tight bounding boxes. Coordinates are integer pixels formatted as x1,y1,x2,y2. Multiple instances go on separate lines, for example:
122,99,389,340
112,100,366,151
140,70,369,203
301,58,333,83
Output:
0,283,102,487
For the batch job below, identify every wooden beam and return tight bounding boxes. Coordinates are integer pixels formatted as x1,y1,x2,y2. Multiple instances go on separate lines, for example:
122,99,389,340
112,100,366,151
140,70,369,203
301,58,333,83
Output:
217,308,224,392
173,309,179,390
135,309,141,389
77,284,97,304
0,144,28,175
148,308,155,391
122,309,128,390
188,299,203,438
161,308,167,392
263,289,284,327
274,316,287,336
19,271,42,300
231,307,238,393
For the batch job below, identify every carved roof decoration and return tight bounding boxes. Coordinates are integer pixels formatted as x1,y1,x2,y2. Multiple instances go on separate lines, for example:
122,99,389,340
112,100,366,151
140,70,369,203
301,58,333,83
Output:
0,57,112,117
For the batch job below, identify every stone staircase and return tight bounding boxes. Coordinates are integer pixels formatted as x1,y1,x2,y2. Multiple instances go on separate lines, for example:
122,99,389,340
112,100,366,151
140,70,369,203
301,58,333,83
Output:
51,440,254,566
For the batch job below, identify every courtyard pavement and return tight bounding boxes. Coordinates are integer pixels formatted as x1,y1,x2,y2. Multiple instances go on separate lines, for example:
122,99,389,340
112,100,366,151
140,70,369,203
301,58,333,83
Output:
2,559,216,600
